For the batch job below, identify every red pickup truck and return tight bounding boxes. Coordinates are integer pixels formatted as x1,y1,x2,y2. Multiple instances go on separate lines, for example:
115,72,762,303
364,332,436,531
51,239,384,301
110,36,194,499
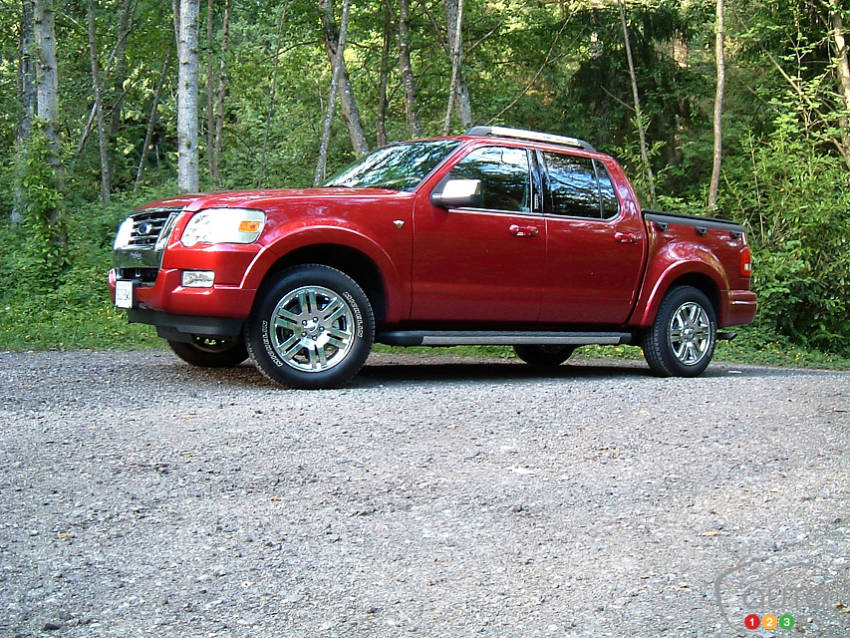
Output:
110,126,756,388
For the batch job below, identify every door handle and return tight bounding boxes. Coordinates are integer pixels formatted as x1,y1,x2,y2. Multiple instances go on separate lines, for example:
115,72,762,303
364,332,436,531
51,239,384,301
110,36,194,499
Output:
509,224,539,237
615,232,639,244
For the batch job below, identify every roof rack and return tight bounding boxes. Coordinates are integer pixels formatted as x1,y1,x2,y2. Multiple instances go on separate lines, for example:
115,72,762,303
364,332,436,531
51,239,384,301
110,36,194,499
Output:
465,126,596,152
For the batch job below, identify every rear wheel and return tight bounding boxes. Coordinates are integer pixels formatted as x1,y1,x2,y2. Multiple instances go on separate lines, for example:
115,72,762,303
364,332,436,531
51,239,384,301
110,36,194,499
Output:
641,285,716,377
168,336,248,368
246,264,374,389
513,344,575,367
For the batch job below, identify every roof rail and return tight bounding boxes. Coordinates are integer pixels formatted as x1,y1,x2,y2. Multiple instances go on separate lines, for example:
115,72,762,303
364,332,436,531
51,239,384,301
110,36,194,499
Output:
465,125,596,152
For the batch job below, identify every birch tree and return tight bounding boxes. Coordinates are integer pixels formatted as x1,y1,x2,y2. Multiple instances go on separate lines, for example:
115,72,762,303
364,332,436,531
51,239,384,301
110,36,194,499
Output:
318,0,369,155
177,0,200,192
87,0,110,202
33,0,59,162
617,0,655,205
315,0,352,185
708,0,724,210
829,0,850,168
442,0,472,131
397,0,422,137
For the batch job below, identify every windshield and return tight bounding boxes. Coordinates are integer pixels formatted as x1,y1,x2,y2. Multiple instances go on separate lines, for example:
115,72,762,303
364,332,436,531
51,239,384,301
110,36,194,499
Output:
324,139,461,191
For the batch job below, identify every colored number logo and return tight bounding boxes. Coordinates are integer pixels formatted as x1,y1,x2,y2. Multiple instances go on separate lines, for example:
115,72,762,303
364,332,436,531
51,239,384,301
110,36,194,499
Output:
744,614,795,630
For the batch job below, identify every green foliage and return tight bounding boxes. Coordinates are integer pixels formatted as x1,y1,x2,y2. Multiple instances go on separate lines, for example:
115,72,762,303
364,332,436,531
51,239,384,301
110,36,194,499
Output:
1,0,848,362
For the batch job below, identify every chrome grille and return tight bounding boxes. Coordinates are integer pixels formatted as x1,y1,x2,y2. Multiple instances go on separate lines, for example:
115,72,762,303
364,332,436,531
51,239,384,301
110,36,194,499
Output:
128,208,179,247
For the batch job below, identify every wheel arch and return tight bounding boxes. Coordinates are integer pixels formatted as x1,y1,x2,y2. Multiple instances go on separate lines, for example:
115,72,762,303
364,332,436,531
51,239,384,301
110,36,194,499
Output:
253,244,390,326
630,264,723,328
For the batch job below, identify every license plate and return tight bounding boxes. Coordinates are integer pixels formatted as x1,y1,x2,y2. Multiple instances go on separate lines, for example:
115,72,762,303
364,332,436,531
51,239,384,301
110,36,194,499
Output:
115,280,134,309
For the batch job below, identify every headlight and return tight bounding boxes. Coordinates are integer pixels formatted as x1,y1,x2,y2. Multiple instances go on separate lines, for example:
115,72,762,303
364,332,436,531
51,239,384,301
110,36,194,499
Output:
181,208,266,247
113,217,134,249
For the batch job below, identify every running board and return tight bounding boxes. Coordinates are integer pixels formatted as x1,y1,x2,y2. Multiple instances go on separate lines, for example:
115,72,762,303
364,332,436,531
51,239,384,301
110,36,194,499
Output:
376,330,632,347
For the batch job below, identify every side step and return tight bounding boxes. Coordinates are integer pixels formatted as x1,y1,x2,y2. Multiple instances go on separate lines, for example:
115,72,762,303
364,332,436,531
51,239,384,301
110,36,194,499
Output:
376,330,632,347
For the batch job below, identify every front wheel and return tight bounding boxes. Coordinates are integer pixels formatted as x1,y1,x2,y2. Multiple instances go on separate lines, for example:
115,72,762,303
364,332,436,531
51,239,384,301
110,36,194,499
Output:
641,285,716,377
168,336,248,368
245,265,374,389
513,344,575,367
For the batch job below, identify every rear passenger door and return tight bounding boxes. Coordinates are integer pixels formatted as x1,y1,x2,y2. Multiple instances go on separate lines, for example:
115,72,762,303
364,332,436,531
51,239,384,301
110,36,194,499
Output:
540,151,645,325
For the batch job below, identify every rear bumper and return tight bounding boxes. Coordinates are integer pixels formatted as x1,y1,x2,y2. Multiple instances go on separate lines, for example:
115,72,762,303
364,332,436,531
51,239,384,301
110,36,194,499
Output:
722,289,757,327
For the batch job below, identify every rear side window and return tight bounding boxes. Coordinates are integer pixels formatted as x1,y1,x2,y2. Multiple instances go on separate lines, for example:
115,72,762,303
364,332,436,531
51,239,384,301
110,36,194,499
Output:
542,152,620,219
447,146,532,212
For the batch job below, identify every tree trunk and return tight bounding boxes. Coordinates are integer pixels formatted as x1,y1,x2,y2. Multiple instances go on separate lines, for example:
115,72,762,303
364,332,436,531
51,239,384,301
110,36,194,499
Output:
397,0,422,137
212,0,231,185
13,0,36,224
177,0,200,192
108,0,134,141
829,0,850,168
19,0,36,143
617,0,655,205
442,0,472,131
376,2,391,147
33,0,60,161
708,0,724,211
206,0,215,178
87,0,111,202
135,44,173,192
258,0,290,188
318,0,369,155
315,0,352,186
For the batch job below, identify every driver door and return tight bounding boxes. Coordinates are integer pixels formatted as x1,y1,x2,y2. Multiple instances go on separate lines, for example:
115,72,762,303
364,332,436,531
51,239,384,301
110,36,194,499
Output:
411,145,545,322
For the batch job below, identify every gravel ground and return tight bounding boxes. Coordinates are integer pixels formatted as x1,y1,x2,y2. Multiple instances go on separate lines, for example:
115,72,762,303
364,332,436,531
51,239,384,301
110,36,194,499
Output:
1,350,848,638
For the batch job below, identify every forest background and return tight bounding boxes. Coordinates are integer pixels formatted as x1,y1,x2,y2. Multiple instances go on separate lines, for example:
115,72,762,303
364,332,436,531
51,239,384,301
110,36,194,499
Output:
1,0,849,368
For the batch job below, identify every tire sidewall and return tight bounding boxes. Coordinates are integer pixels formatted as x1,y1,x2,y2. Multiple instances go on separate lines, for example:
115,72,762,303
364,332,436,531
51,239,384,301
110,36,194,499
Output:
655,287,716,377
247,265,374,389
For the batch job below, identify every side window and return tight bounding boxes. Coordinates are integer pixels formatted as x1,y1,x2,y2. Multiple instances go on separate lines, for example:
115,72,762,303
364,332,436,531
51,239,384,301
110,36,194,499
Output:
543,152,600,218
596,161,620,218
447,146,532,212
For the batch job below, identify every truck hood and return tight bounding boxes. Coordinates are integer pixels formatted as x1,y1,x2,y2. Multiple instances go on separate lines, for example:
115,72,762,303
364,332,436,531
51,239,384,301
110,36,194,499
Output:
136,187,407,213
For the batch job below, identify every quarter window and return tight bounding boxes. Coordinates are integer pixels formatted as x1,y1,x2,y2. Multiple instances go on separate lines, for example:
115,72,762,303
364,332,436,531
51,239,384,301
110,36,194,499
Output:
447,146,532,212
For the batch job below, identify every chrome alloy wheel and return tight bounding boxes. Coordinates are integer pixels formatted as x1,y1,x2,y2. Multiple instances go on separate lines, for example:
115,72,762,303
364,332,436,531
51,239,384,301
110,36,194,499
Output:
668,301,711,366
269,285,355,372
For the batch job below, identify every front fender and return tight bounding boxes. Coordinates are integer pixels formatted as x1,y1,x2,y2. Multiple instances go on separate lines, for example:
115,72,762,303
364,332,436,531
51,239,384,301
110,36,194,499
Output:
241,224,407,322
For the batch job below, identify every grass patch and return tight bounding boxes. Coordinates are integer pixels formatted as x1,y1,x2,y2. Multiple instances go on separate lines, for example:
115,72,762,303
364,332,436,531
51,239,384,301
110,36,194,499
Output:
3,295,847,371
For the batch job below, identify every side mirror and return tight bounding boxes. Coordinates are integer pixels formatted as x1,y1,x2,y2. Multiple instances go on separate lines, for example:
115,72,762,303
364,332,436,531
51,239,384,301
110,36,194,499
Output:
431,178,482,209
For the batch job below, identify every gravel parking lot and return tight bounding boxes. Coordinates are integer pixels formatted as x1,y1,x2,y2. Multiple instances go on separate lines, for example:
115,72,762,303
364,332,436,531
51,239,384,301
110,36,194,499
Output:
1,350,848,637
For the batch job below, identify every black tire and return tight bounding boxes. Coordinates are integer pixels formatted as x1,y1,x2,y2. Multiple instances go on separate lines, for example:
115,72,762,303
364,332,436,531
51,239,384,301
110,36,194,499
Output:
513,344,575,367
245,264,374,389
641,285,717,377
168,336,248,368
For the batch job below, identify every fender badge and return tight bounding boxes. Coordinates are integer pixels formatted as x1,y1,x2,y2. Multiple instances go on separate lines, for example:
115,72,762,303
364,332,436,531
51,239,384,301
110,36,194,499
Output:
393,220,405,229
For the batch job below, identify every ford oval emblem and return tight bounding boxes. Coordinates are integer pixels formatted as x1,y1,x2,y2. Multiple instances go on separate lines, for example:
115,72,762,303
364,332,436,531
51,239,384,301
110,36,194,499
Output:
137,222,154,235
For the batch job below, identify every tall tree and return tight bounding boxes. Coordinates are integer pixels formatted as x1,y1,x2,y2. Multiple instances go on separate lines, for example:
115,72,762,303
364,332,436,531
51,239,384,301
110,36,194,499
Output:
829,0,850,168
177,0,200,192
315,0,352,185
442,0,472,131
318,0,369,155
708,0,724,210
108,0,135,142
87,0,110,202
617,0,655,205
33,0,59,164
206,0,215,178
13,0,36,224
396,0,422,137
212,0,231,185
376,1,391,147
134,43,172,192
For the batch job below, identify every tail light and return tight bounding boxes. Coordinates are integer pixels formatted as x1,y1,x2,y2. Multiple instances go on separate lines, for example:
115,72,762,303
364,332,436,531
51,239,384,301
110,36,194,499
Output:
740,247,753,277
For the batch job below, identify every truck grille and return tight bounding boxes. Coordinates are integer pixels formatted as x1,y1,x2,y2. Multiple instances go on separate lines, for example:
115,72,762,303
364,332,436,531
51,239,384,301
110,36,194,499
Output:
128,208,180,247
